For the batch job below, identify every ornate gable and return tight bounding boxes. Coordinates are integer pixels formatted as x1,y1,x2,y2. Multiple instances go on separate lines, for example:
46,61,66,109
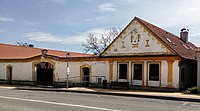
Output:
101,19,174,57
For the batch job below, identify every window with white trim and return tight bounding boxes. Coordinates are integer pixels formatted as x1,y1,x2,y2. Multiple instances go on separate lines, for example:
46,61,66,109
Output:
133,64,142,80
149,64,159,81
118,63,128,79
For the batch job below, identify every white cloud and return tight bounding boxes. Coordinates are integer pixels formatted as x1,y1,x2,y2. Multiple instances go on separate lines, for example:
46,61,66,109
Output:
23,21,39,27
0,16,15,23
56,17,78,26
142,0,200,28
98,3,117,12
24,27,111,45
84,16,106,22
24,32,85,44
87,27,109,35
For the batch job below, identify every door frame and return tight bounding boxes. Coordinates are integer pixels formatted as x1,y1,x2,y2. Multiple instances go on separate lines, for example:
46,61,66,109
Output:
35,62,54,86
80,64,92,83
146,61,162,87
6,65,13,84
32,59,55,85
131,62,144,86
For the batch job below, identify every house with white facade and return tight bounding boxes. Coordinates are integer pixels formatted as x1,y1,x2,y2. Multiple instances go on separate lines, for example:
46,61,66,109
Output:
0,17,198,91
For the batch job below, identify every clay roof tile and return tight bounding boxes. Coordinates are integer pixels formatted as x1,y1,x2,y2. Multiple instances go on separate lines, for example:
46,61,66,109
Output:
0,43,94,59
136,17,198,60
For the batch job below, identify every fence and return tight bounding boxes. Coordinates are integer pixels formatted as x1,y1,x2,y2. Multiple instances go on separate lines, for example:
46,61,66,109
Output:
56,75,106,88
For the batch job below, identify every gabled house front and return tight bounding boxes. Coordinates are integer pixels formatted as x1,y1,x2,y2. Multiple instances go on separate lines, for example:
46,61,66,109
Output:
100,17,198,90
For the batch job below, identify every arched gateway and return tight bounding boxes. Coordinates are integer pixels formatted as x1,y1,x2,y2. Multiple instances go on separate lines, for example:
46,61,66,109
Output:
34,62,54,86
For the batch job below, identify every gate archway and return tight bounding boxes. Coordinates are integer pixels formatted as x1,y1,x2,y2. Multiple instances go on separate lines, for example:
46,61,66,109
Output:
35,62,54,86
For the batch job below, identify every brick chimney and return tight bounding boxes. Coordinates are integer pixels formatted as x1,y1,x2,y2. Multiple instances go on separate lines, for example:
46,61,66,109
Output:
180,28,189,43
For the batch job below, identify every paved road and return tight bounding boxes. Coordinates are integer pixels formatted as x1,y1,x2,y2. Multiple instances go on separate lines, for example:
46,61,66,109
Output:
0,88,199,111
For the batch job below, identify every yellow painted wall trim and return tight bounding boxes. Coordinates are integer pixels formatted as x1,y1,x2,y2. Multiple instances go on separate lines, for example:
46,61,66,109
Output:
167,60,174,88
109,61,113,83
32,58,56,85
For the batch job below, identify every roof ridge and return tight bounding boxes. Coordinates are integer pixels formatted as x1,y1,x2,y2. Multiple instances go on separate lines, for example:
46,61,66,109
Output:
47,48,93,55
135,17,197,59
0,43,42,50
0,43,93,56
135,17,179,38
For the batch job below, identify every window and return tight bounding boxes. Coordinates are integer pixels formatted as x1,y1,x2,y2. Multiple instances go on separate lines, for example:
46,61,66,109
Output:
119,64,127,79
149,64,159,81
133,64,142,80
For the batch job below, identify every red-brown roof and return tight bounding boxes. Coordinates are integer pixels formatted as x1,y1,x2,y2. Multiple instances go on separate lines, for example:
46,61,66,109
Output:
135,17,198,60
0,43,94,59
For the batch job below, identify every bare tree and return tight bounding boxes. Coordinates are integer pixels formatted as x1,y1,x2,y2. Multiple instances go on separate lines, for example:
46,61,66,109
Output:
82,27,120,55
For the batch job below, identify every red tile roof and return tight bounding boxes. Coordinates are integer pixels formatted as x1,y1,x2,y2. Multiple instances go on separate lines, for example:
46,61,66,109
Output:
0,43,94,59
135,17,198,60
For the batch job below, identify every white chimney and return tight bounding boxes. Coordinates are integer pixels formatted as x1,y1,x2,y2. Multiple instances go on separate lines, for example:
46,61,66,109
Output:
180,28,189,43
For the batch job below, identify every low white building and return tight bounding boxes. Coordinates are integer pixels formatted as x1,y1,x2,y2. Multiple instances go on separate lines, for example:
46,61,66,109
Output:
0,17,198,91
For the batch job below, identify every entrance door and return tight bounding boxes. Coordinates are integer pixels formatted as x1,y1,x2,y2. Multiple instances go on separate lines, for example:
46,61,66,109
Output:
7,66,12,84
36,62,53,86
82,67,90,87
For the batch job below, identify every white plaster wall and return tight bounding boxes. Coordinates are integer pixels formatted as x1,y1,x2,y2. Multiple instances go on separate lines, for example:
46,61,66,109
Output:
112,61,117,81
12,62,32,81
0,62,32,81
148,81,160,87
172,60,179,88
103,21,172,56
132,80,142,85
0,63,7,80
55,61,109,83
55,61,68,80
92,61,109,82
161,61,168,87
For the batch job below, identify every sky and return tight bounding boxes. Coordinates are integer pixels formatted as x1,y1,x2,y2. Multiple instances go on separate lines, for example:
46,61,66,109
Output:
1,0,200,53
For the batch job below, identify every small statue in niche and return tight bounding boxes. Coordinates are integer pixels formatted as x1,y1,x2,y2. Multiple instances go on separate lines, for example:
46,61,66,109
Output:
130,28,141,48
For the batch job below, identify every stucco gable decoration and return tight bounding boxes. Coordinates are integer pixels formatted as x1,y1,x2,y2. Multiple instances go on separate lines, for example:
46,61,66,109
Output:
101,20,173,56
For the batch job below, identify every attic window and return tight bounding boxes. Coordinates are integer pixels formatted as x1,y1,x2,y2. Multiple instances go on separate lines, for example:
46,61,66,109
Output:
189,45,194,50
182,44,189,49
172,42,176,45
166,38,172,43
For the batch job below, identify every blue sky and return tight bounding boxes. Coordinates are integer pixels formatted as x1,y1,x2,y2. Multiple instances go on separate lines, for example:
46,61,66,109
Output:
1,0,200,53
